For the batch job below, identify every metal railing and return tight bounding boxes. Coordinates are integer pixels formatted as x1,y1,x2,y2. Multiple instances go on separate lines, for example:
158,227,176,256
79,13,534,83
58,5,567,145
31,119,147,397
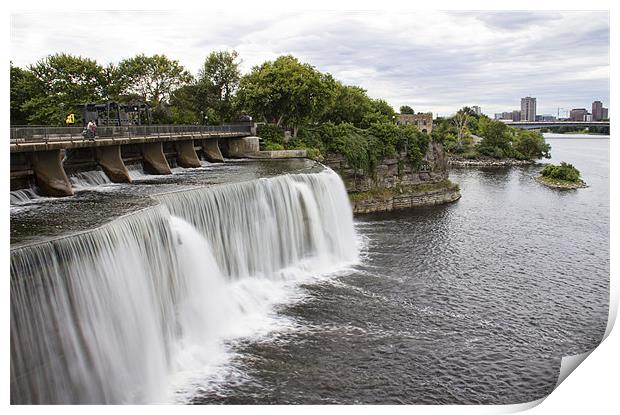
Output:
10,123,253,144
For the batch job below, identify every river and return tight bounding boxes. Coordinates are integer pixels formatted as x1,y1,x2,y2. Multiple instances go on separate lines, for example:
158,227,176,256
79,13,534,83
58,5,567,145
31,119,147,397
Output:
9,135,609,404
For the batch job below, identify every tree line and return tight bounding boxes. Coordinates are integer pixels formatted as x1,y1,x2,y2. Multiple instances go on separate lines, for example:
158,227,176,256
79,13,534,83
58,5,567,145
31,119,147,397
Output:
432,107,551,160
10,51,397,129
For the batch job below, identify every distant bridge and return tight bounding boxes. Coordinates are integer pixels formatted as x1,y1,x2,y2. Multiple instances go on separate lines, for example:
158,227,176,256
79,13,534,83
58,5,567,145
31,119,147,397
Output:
10,123,261,197
502,121,610,130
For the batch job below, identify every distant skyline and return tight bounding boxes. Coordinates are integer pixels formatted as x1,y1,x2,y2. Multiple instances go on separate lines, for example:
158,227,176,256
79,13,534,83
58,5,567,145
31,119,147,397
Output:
10,10,609,117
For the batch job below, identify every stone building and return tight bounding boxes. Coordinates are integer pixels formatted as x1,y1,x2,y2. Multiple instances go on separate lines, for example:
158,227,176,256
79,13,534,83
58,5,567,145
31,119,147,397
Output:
396,112,433,133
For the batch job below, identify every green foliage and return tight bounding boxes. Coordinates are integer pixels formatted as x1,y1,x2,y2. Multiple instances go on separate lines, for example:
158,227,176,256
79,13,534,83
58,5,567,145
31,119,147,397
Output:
264,142,285,151
513,130,551,159
21,53,106,125
10,64,36,125
400,105,414,114
541,162,581,183
197,50,241,123
257,124,285,145
118,54,192,107
477,117,513,158
236,55,331,129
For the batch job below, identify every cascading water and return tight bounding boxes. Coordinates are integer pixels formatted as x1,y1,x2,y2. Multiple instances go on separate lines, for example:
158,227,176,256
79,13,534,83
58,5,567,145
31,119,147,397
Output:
10,169,358,404
10,188,42,205
69,169,113,190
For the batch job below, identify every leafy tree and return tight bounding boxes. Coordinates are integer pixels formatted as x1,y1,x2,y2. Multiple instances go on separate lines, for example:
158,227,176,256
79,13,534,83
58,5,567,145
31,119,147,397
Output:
118,54,192,109
195,50,241,123
399,105,414,114
513,130,551,159
236,55,332,135
321,82,373,127
477,117,513,158
10,64,37,125
21,53,105,125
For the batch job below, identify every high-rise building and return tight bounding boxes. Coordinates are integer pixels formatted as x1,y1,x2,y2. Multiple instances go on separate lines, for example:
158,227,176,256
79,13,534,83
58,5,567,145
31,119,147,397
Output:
512,110,522,122
570,108,588,121
602,107,609,120
520,97,536,121
592,101,603,121
494,113,503,120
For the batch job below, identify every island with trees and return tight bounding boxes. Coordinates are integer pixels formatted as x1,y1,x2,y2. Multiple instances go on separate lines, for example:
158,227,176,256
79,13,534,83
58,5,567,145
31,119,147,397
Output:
431,107,552,167
11,52,460,214
536,162,587,189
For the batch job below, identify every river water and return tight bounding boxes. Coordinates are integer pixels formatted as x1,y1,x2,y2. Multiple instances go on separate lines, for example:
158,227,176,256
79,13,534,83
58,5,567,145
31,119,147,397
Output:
9,136,609,404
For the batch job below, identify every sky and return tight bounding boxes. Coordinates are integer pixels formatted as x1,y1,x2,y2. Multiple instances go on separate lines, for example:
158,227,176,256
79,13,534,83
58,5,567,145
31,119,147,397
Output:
10,10,610,118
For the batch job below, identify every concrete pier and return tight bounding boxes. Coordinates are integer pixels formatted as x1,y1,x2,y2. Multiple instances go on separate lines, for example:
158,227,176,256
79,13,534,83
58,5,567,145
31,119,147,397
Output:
29,150,74,197
95,146,131,183
142,142,172,175
175,140,202,168
201,138,224,162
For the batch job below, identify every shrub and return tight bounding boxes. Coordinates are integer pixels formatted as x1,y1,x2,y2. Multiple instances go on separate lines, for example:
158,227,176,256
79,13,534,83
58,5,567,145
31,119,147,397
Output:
265,142,284,151
541,162,581,182
257,124,284,145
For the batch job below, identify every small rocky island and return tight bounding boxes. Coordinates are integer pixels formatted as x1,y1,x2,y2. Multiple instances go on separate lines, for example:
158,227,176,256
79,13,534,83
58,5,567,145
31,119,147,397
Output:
536,162,587,189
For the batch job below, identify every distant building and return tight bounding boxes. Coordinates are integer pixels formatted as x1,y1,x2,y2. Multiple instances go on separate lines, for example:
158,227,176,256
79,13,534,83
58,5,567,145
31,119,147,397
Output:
502,111,513,120
540,115,557,122
592,101,609,121
585,113,593,122
570,108,588,121
592,101,603,121
471,106,482,116
494,113,503,120
512,110,522,122
520,97,537,121
396,112,433,133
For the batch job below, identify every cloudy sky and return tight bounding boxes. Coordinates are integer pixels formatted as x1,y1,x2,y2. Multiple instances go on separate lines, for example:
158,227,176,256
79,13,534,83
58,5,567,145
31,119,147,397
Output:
10,10,609,117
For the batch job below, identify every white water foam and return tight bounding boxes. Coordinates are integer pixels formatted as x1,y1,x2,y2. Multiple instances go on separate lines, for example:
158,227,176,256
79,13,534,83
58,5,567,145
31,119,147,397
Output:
10,169,358,404
70,170,114,190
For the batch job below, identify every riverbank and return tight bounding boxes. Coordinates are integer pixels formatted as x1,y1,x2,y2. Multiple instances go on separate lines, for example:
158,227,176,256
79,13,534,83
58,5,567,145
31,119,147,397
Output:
535,175,587,189
349,179,461,214
448,156,534,167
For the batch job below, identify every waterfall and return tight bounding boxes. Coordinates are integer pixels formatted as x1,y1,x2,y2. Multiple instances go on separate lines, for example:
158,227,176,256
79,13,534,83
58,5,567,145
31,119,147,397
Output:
10,169,357,404
10,188,42,205
70,169,113,190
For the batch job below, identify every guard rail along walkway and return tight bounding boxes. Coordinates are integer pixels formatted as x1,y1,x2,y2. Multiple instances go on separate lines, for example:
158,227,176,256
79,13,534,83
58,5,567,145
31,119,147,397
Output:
10,123,260,197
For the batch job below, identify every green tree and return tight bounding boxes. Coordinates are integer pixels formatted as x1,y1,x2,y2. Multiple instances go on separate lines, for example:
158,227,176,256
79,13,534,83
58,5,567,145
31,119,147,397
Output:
477,117,513,158
321,82,373,127
10,64,37,125
196,50,241,122
118,54,192,110
21,53,105,125
513,129,551,159
399,105,414,114
236,55,332,135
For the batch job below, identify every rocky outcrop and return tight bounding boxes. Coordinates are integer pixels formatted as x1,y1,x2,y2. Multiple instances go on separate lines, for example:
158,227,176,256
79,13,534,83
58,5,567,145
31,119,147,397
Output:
449,157,534,167
326,141,460,213
325,141,449,193
352,186,461,214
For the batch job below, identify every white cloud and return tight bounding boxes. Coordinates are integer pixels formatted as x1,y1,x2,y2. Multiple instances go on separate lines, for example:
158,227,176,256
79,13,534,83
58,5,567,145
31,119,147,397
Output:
10,10,609,117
